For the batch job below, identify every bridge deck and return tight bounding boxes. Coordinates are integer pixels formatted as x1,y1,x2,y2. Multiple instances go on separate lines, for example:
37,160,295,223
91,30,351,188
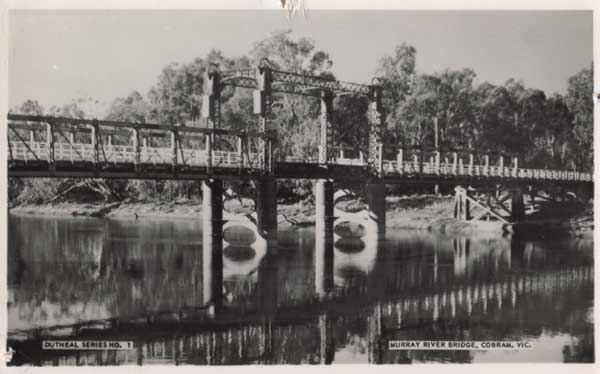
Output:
8,141,593,185
7,114,593,185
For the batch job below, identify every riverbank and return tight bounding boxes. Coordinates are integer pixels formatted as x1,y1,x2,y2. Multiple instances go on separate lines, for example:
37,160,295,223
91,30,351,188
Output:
8,195,457,225
8,195,593,236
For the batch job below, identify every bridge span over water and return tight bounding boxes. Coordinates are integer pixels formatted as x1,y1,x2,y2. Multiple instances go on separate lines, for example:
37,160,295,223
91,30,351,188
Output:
7,61,594,320
7,113,593,186
7,59,593,185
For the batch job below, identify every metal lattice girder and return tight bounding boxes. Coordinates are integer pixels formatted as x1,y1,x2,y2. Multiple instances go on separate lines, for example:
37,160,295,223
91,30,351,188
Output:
318,91,334,163
367,85,384,175
221,68,255,81
219,67,372,97
202,70,222,130
251,62,274,174
221,68,258,90
271,69,371,96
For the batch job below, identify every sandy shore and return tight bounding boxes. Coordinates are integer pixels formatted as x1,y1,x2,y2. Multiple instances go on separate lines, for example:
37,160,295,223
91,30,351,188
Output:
9,195,592,236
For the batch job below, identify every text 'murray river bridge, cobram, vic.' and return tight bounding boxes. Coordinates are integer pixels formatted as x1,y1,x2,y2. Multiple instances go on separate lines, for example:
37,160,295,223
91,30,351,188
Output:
6,59,595,364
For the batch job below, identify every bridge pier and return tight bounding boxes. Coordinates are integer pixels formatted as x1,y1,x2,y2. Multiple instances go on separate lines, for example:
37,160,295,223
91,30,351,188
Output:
575,182,594,201
367,183,386,235
258,251,279,316
454,186,471,220
255,177,278,241
319,313,335,364
315,180,334,298
202,179,224,313
511,187,525,222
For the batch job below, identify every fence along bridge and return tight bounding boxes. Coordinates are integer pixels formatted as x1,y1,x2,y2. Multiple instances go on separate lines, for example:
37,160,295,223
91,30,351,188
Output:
6,114,593,184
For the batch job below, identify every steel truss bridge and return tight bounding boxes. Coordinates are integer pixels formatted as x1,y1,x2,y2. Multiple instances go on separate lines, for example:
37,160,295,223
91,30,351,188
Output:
7,59,593,225
6,111,592,184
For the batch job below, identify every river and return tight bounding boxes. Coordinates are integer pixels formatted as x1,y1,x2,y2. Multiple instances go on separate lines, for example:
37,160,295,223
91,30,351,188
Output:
6,214,594,365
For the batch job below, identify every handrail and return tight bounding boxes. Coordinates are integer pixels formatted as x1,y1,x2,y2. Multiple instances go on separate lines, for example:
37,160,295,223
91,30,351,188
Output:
8,114,275,139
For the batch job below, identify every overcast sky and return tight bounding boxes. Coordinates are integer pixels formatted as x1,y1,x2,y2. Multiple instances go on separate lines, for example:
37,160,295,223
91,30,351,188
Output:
9,10,593,111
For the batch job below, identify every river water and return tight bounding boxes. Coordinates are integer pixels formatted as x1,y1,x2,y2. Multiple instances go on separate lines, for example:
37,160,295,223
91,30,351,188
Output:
7,214,594,365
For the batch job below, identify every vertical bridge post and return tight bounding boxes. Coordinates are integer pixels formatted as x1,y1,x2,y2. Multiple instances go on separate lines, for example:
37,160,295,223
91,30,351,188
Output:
454,186,471,220
46,121,55,171
202,179,224,313
413,153,418,173
90,121,99,170
397,148,403,174
238,135,245,170
171,129,178,172
315,180,334,298
202,66,221,173
484,155,489,176
511,187,525,222
367,79,384,235
254,59,273,174
27,129,35,160
255,177,278,241
469,153,474,176
132,128,140,172
318,90,334,164
452,152,458,175
367,183,386,235
367,80,384,176
205,133,212,172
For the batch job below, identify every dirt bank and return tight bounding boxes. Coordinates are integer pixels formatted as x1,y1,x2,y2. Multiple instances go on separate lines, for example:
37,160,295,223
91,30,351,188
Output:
9,195,592,237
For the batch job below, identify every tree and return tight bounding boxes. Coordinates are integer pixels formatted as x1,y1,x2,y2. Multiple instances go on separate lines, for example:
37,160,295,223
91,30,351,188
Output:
147,60,205,126
391,68,477,150
10,99,44,115
333,95,369,151
105,91,150,123
542,94,574,169
249,29,334,160
250,29,335,197
375,43,417,114
472,83,517,154
566,64,593,172
251,29,332,74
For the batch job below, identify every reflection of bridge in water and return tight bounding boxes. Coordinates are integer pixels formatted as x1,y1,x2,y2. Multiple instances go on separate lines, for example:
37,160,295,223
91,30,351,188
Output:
8,232,593,365
9,265,592,365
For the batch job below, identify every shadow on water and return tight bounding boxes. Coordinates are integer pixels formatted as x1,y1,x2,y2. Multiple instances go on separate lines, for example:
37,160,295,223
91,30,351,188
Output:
6,215,594,365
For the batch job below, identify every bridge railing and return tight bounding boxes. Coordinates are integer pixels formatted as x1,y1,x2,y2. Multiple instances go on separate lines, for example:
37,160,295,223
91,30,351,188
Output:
6,115,593,182
330,146,365,166
374,145,593,182
7,115,272,172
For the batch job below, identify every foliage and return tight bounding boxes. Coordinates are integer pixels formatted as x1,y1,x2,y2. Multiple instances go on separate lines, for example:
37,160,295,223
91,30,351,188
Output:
376,43,417,114
565,64,594,172
386,56,592,172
